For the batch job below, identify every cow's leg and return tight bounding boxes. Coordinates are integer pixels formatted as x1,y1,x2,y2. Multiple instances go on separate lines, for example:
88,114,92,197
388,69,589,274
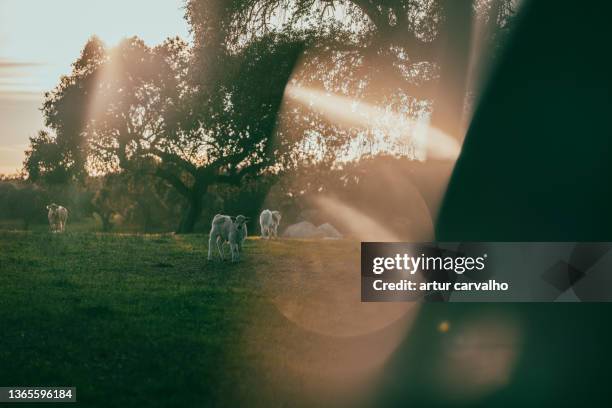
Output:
235,242,242,261
230,243,238,262
216,237,225,261
208,233,215,260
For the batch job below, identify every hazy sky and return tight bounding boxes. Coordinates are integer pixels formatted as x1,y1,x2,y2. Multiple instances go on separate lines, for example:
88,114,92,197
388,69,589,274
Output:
0,0,190,174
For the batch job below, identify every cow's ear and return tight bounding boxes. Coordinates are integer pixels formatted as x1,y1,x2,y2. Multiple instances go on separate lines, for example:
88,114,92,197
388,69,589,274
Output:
46,205,50,210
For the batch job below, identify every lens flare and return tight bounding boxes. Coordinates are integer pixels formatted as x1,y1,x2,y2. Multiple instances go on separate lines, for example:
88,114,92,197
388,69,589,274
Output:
435,315,522,402
284,84,462,161
247,237,420,404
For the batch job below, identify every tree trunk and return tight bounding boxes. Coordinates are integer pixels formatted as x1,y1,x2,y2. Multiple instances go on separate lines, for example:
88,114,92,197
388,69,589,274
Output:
100,212,113,232
431,0,474,141
156,168,210,234
142,209,150,233
177,191,204,234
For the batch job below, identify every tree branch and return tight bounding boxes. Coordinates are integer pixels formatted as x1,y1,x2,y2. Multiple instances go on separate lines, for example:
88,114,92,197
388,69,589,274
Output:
155,168,191,198
149,147,199,176
350,0,385,28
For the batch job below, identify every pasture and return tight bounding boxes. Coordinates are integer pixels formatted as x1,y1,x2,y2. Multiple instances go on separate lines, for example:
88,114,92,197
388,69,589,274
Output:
0,229,402,407
3,230,612,406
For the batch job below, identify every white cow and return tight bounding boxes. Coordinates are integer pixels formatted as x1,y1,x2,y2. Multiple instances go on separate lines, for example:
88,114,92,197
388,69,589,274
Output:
208,214,249,262
259,209,282,239
47,203,68,233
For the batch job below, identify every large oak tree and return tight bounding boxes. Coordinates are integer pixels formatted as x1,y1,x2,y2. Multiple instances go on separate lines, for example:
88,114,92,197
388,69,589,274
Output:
27,32,308,232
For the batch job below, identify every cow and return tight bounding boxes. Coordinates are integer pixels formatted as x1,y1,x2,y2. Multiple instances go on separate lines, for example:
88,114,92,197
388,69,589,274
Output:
47,203,68,233
208,214,249,262
259,209,282,239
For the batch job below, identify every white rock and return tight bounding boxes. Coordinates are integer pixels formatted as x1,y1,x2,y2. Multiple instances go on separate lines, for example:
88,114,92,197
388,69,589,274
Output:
317,223,342,238
283,221,342,239
283,221,323,238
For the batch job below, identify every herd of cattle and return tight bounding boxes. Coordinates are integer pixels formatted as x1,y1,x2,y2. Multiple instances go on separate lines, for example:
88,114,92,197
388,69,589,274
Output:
207,209,282,262
45,203,282,262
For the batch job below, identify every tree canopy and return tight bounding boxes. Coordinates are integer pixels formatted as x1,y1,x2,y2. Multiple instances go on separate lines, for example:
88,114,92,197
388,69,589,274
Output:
26,30,309,232
24,0,517,232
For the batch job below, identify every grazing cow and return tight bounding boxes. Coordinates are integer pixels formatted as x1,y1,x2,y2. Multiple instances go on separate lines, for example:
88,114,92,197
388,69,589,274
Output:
208,214,249,262
259,209,282,239
47,203,68,233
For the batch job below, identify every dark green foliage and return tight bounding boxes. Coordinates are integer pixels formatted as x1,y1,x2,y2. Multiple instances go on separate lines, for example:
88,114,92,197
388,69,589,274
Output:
436,0,612,241
24,130,83,185
0,182,48,229
23,37,106,184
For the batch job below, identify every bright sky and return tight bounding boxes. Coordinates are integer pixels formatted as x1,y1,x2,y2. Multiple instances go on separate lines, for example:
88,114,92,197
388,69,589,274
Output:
0,0,190,175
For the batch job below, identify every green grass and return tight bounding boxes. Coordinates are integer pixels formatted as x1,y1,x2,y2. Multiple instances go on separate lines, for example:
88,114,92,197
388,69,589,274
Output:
0,230,370,407
4,230,612,407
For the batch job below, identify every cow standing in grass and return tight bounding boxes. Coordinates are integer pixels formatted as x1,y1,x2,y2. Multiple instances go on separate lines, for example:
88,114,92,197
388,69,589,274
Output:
208,214,249,262
47,203,68,233
259,209,281,239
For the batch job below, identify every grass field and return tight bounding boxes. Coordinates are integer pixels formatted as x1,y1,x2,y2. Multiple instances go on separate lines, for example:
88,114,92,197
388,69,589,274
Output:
0,229,415,407
4,229,612,407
